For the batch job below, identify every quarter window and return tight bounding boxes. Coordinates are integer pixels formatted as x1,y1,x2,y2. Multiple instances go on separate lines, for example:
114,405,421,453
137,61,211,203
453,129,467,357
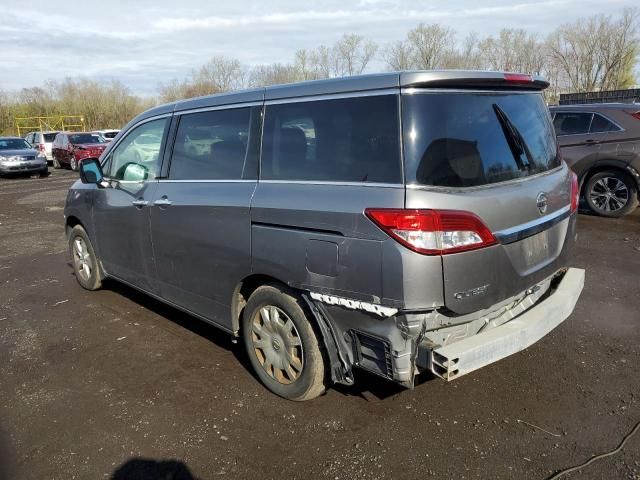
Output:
261,95,402,183
107,118,168,181
169,107,257,180
589,113,621,133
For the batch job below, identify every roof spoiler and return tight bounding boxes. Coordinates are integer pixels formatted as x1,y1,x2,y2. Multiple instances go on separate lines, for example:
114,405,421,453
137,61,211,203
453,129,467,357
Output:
400,70,550,91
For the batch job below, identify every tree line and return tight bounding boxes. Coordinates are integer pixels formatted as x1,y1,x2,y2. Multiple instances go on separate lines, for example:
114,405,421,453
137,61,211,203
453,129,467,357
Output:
0,8,637,135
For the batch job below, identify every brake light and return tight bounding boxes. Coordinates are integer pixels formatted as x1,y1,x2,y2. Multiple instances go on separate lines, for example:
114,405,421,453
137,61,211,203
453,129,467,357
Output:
365,209,497,255
504,73,533,83
38,143,45,152
570,171,579,212
626,111,640,121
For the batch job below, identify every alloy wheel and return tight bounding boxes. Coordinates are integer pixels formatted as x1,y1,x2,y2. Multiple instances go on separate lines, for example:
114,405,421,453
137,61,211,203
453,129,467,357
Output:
72,237,92,281
250,305,304,385
589,176,629,213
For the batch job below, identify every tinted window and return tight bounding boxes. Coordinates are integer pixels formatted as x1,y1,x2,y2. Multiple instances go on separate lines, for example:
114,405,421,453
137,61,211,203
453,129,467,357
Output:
553,112,593,135
403,92,559,187
107,118,168,181
43,133,57,142
589,113,621,133
262,95,401,183
69,133,105,144
104,131,119,139
169,107,256,180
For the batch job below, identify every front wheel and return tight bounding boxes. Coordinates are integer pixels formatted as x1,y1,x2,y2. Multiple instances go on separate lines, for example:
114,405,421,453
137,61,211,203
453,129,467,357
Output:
53,155,61,169
68,225,102,290
585,170,638,217
242,285,326,401
70,156,78,171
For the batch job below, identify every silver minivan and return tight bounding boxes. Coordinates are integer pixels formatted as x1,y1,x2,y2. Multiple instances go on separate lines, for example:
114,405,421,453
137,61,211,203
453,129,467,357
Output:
64,71,585,400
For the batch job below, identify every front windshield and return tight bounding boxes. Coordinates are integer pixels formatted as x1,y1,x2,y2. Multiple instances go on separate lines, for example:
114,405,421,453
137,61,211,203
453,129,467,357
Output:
0,139,32,150
70,133,105,145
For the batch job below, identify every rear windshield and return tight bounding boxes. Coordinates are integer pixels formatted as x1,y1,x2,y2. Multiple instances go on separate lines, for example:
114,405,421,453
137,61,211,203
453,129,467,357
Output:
402,92,559,187
69,133,105,144
43,133,58,142
104,131,118,138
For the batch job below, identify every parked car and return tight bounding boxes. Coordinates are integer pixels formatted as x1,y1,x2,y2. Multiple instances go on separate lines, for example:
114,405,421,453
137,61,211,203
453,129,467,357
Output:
93,129,120,142
64,71,585,400
550,103,640,217
24,131,59,163
0,137,48,177
52,132,108,171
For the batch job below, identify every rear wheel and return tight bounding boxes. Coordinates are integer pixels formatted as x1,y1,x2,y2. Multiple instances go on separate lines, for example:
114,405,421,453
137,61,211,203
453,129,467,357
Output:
68,225,102,290
585,170,638,217
70,156,78,171
242,285,326,401
53,155,61,169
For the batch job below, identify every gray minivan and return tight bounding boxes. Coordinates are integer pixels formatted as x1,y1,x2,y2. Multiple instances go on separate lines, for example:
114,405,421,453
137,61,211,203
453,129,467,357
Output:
64,71,585,400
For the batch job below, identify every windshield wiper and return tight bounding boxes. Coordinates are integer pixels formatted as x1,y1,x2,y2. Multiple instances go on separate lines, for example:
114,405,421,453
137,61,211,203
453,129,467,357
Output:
492,104,535,171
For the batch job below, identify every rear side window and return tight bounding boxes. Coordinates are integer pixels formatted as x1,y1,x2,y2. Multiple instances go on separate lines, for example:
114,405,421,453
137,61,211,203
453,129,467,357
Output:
261,95,402,183
403,92,560,187
589,113,621,133
169,107,259,180
553,112,592,135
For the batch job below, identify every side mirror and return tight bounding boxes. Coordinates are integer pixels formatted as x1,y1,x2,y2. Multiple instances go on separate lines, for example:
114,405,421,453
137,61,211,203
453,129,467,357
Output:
79,158,106,186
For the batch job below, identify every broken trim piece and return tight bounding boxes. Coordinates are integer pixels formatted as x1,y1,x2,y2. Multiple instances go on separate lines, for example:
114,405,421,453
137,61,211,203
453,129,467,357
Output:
309,292,398,318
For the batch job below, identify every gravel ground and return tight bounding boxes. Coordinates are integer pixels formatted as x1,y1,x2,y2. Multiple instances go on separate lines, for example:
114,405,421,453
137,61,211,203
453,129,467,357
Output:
0,169,639,480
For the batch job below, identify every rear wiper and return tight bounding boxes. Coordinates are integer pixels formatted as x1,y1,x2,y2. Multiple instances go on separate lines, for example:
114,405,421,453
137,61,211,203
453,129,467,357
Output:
492,104,535,171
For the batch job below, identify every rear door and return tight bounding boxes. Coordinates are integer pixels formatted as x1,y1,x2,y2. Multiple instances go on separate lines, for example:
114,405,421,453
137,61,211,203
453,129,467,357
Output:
148,104,261,331
403,90,575,314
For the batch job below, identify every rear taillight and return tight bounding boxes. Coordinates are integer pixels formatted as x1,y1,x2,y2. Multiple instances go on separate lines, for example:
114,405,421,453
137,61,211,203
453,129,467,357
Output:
38,143,45,152
365,209,497,255
504,73,533,83
570,171,579,213
626,111,640,121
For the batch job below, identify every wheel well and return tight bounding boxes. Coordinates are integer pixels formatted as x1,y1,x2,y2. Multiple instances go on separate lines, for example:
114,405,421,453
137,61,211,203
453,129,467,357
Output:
231,274,290,335
580,164,635,194
65,215,83,235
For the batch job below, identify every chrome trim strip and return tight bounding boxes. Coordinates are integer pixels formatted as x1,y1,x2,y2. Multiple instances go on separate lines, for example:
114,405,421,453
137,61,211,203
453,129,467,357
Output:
402,88,537,95
157,179,256,183
265,89,399,105
495,205,571,244
258,179,403,188
174,101,263,116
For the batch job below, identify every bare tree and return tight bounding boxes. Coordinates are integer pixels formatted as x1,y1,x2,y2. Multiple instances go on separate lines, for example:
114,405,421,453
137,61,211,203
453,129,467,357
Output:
478,29,546,74
547,8,639,92
406,23,455,70
383,40,414,71
331,34,378,76
249,63,300,87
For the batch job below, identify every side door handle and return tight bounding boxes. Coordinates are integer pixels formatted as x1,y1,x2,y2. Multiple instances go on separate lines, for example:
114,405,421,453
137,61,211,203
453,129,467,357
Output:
132,199,149,207
154,196,173,207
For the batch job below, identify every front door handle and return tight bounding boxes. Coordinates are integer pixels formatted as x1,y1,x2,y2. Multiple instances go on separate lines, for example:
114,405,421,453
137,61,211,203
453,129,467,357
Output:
132,199,149,207
154,197,173,207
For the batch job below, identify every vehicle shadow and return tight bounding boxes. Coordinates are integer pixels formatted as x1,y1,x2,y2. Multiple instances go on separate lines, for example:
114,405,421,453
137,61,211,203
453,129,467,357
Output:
111,458,199,480
94,277,433,402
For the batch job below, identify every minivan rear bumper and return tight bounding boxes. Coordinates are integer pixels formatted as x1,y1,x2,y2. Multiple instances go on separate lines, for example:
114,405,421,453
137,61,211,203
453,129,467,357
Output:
417,267,585,380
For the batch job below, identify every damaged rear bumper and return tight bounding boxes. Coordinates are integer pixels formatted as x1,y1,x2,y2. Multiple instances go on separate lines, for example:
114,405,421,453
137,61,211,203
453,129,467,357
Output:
417,267,585,381
306,267,584,389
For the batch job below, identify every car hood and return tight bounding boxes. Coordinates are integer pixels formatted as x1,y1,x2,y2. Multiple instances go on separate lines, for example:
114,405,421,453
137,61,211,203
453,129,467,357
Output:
0,149,40,157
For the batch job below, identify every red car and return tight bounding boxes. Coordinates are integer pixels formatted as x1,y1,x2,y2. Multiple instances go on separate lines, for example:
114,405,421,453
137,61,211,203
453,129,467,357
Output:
51,132,108,171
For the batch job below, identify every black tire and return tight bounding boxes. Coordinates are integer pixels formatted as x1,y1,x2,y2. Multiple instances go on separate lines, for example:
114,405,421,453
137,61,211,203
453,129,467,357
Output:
242,285,326,401
53,155,61,169
68,225,102,290
70,156,78,172
584,170,639,218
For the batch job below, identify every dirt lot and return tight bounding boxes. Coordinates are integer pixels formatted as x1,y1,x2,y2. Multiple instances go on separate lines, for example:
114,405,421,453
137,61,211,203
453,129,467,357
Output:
0,169,639,480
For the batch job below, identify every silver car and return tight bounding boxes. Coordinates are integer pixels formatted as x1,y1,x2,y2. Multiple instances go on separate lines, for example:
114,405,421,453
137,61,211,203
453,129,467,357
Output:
64,71,585,400
0,137,48,177
24,131,59,163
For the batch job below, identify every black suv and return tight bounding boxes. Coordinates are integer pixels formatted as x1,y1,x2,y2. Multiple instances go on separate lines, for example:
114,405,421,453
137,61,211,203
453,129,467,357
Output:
550,104,640,217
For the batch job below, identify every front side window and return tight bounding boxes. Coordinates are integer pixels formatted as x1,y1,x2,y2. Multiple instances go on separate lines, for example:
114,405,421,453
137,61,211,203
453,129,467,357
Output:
553,112,593,136
403,92,560,187
107,118,168,181
261,95,402,183
169,107,255,180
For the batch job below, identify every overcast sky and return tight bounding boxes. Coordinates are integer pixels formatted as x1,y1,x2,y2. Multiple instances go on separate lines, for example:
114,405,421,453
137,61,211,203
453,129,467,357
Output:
0,0,636,96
